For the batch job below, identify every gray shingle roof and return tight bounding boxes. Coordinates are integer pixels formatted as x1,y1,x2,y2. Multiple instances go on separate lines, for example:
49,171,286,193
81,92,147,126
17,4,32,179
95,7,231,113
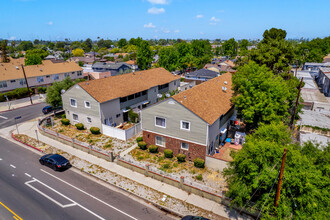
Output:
92,62,130,70
186,69,219,79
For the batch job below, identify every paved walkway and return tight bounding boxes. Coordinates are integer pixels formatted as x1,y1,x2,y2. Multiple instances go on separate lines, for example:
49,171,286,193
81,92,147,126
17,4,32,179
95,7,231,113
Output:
0,95,46,112
6,119,247,220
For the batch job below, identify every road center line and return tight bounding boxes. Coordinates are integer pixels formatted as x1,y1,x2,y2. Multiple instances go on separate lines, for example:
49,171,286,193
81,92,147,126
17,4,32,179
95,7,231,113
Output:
10,164,16,169
25,173,31,178
40,169,138,220
0,201,23,220
0,115,8,120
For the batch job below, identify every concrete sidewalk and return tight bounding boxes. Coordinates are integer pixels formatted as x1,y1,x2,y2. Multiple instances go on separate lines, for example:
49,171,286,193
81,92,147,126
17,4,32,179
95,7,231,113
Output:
0,94,46,112
9,119,247,220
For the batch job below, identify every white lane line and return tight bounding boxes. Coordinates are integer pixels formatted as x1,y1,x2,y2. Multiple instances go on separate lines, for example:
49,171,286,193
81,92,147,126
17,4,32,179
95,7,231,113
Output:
25,178,105,220
40,169,138,220
10,164,16,168
0,158,2,161
25,173,31,178
0,115,8,120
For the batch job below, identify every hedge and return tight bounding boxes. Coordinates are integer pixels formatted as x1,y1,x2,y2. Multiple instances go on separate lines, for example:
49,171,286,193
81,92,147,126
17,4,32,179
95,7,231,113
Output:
61,118,70,125
75,123,85,130
0,88,34,102
90,127,100,134
138,141,147,150
164,149,173,158
136,136,143,143
148,145,158,153
37,87,47,94
176,154,186,162
193,158,205,168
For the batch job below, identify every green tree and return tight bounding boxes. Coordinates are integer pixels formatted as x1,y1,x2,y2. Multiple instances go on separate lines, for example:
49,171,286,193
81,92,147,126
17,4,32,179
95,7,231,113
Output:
137,40,153,70
117,38,127,48
72,48,84,57
1,40,10,63
25,49,49,59
97,39,113,48
70,41,81,50
83,38,93,52
158,46,179,71
33,39,40,45
232,62,291,129
224,123,330,219
55,41,65,50
239,39,249,55
48,42,55,50
128,37,142,46
222,38,238,57
17,41,34,51
25,54,42,65
190,39,212,69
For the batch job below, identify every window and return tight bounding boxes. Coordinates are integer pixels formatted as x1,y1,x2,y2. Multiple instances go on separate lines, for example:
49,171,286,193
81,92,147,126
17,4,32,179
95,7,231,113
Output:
128,94,134,100
158,83,169,90
53,74,59,80
10,80,16,83
84,101,91,108
77,71,82,76
72,72,75,74
155,136,165,147
64,73,70,77
155,117,166,128
37,76,44,83
87,117,92,123
174,81,176,86
70,98,77,107
120,97,127,103
134,92,141,98
180,120,190,131
73,114,79,121
116,113,121,118
0,81,7,88
181,142,189,150
142,90,147,96
46,75,50,78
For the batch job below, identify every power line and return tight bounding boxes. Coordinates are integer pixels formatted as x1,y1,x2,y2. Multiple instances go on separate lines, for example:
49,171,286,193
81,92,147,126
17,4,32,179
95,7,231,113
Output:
256,169,280,220
284,176,297,208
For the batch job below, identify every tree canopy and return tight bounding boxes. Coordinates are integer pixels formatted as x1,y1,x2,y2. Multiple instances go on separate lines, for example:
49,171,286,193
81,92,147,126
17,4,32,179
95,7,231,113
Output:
222,38,238,58
136,40,153,70
24,49,49,65
117,38,127,48
72,48,84,57
17,41,34,51
158,46,179,72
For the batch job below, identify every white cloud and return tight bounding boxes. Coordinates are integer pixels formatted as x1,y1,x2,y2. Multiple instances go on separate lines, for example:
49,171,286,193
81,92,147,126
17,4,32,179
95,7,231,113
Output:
144,22,156,28
200,32,204,35
47,21,53,26
147,0,168,4
209,22,217,25
163,29,170,33
9,36,16,40
148,7,165,14
210,17,220,22
196,14,203,18
174,30,180,33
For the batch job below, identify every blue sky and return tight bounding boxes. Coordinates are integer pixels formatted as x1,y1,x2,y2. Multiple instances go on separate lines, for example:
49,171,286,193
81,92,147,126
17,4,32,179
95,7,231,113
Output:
1,0,329,41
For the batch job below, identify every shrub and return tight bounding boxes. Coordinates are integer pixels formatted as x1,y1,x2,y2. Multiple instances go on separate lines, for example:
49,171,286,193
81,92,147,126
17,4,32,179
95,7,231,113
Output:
162,163,170,169
176,154,186,163
138,141,147,150
37,87,47,94
61,114,66,119
75,123,85,130
128,109,139,123
164,149,173,158
136,136,143,143
193,158,205,168
61,118,70,125
148,145,158,153
90,127,100,134
196,174,203,181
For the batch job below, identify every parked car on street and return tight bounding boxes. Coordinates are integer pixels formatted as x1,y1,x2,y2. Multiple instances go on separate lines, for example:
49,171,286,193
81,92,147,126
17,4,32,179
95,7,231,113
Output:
42,106,53,114
181,216,210,220
39,154,71,171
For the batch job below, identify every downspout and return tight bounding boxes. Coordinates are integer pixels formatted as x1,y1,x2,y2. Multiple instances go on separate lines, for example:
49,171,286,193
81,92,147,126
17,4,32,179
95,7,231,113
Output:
206,123,209,155
99,102,102,132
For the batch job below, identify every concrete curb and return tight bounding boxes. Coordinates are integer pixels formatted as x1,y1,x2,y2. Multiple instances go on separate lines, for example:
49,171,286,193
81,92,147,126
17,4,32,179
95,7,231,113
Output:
10,131,183,219
0,102,44,113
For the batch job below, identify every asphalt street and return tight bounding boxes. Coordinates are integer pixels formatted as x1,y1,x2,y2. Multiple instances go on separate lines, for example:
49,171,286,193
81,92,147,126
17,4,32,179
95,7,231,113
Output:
0,134,174,219
0,103,49,129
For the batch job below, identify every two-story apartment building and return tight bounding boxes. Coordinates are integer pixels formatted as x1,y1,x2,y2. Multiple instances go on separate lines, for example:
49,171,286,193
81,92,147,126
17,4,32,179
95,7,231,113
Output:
141,72,235,161
0,59,83,92
91,62,132,76
62,67,180,130
184,69,219,85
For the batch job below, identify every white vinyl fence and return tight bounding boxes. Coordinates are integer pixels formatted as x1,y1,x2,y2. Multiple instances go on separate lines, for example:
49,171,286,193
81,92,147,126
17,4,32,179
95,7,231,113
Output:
102,123,141,141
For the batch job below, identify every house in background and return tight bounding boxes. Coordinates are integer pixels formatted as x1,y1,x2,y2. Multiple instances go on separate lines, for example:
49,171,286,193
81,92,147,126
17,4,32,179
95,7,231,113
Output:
91,62,132,76
184,69,219,85
0,60,83,93
316,67,330,97
62,68,180,131
141,72,235,161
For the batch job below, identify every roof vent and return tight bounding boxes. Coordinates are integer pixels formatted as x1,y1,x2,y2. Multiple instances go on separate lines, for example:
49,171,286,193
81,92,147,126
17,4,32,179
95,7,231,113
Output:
184,96,186,99
222,86,227,91
86,82,89,85
224,81,227,85
15,66,19,70
40,68,43,71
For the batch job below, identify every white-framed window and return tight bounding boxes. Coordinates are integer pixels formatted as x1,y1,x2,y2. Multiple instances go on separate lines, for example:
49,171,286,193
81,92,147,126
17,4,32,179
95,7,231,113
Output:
10,80,16,83
0,81,8,88
53,74,59,80
180,120,190,131
181,142,189,150
70,98,77,107
37,76,44,83
73,114,79,122
64,73,70,77
155,136,165,147
155,116,166,128
84,101,91,108
86,117,92,123
77,71,82,76
116,113,121,118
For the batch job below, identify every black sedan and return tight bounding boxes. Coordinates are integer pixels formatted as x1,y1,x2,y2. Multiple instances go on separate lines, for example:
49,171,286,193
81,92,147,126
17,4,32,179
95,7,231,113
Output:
42,106,53,114
39,154,71,171
182,216,210,220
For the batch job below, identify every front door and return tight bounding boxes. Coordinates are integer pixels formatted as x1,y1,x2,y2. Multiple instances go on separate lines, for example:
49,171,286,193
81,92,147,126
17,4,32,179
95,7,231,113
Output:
123,112,128,122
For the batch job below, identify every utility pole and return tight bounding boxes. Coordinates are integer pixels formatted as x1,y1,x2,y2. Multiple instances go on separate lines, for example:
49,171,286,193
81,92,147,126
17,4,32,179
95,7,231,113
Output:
275,148,287,207
21,64,33,105
294,60,298,77
290,77,303,129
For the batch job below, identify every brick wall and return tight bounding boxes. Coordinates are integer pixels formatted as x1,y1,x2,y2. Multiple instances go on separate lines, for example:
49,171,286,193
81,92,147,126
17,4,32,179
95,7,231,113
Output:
143,130,206,161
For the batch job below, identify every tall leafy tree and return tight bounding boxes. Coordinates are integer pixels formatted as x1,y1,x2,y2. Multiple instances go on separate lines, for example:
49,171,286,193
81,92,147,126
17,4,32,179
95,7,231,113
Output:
83,38,93,52
117,38,127,48
158,46,179,72
72,48,84,57
1,40,10,63
239,39,249,55
232,62,291,129
137,40,153,70
190,39,212,69
222,38,238,57
17,41,34,51
24,49,49,65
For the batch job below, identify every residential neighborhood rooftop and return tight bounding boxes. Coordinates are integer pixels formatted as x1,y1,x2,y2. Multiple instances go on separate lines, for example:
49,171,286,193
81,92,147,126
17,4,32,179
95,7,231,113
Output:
186,68,219,79
172,72,233,125
78,67,180,103
0,60,83,81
